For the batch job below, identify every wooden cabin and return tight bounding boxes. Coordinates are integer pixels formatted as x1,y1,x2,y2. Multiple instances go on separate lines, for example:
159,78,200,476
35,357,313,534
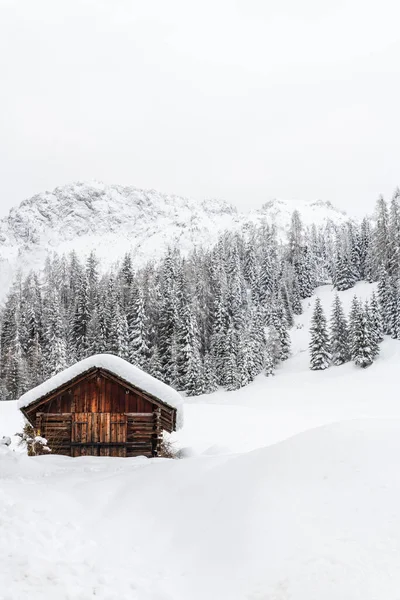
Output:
18,354,183,458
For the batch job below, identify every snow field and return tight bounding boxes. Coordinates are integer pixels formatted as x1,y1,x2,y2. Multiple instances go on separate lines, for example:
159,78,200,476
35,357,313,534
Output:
3,420,400,599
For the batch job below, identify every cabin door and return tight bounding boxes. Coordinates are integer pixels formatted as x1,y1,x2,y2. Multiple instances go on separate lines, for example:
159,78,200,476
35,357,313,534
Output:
71,413,127,457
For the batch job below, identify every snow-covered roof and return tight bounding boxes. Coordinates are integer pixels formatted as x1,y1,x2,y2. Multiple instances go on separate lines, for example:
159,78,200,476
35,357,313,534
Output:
17,354,183,428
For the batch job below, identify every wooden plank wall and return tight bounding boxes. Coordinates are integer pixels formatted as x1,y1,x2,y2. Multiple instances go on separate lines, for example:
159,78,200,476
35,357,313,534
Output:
37,412,72,456
31,371,169,457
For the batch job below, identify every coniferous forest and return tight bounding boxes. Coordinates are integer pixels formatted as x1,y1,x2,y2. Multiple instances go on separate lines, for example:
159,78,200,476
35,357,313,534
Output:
1,191,400,401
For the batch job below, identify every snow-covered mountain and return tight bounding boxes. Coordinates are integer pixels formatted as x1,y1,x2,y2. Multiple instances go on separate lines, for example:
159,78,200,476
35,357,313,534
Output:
0,181,348,295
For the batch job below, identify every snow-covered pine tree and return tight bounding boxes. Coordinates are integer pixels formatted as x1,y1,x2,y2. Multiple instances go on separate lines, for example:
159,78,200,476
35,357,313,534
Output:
349,224,361,282
210,267,229,386
264,348,275,376
288,209,304,265
373,195,390,277
349,295,361,360
258,251,274,306
377,268,392,335
119,252,134,310
309,297,330,370
359,217,371,280
330,294,350,365
388,189,400,278
243,236,259,295
158,250,177,385
202,352,218,393
184,318,204,396
70,271,91,361
226,238,247,331
147,346,163,380
42,290,67,378
128,287,150,370
335,253,356,291
296,250,315,299
370,292,383,343
0,289,29,398
271,301,291,361
389,279,400,340
280,285,294,327
365,300,380,359
290,271,303,315
222,319,239,391
265,323,280,369
108,302,129,359
175,299,203,396
351,303,374,368
246,306,267,379
86,251,99,313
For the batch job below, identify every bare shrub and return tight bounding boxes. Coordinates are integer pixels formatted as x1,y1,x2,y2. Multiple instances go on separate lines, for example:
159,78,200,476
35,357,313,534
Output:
16,423,51,456
158,436,179,459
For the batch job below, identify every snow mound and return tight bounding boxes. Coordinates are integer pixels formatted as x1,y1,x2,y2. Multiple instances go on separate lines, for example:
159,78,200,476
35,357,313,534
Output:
17,354,184,428
2,419,400,599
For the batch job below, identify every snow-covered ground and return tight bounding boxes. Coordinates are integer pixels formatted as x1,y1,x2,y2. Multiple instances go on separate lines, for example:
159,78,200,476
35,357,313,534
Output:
3,282,400,600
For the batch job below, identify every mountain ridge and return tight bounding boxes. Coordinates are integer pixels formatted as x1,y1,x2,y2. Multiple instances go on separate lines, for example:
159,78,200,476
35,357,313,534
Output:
0,180,349,298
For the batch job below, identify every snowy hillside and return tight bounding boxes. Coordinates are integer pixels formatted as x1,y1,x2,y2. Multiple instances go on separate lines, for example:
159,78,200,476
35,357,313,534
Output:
0,181,348,298
3,282,400,599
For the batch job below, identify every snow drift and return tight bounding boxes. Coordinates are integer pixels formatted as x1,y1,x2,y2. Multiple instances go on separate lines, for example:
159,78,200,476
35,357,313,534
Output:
2,419,400,599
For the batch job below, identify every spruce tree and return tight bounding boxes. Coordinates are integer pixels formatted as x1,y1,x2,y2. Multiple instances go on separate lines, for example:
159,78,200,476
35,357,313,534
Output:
390,280,400,340
43,290,67,377
335,253,356,291
365,301,379,359
370,292,383,343
223,320,239,391
258,251,274,305
359,217,371,280
378,268,391,334
349,295,361,359
388,189,400,278
291,273,303,315
351,304,374,368
70,272,91,361
203,352,218,393
309,298,330,370
373,195,390,277
158,250,177,385
128,288,150,369
148,347,163,380
330,294,350,365
271,302,291,361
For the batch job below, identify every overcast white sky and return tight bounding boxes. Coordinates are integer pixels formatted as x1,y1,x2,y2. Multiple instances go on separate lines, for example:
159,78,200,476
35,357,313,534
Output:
1,0,400,217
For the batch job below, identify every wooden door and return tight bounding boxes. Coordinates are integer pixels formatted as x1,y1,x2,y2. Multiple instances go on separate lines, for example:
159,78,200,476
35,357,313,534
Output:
72,413,127,457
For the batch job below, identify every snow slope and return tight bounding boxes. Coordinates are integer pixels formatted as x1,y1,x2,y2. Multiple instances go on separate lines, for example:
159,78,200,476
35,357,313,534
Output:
175,281,394,454
0,181,348,299
3,281,400,599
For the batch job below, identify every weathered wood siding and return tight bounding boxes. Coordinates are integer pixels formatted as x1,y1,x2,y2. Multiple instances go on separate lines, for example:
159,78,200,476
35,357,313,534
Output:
27,369,171,458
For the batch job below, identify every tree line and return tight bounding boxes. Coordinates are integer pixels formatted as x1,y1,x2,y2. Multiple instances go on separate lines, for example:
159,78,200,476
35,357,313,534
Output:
1,190,400,400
